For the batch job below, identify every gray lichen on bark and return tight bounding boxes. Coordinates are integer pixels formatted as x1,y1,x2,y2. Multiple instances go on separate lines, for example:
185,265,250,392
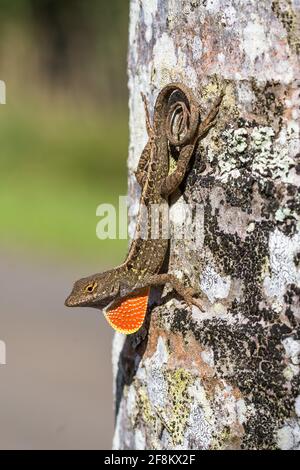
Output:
112,0,300,450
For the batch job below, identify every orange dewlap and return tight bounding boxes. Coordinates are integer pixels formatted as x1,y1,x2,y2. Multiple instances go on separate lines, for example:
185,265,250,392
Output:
104,287,150,335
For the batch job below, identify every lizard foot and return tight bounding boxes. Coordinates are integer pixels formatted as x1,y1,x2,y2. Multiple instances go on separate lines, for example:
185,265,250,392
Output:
182,289,205,312
179,287,205,312
190,296,205,312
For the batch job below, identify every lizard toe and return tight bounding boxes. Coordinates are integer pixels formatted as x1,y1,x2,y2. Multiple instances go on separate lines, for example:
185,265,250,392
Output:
191,297,205,312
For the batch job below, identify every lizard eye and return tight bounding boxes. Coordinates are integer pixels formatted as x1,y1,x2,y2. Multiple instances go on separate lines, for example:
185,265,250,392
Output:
85,282,98,293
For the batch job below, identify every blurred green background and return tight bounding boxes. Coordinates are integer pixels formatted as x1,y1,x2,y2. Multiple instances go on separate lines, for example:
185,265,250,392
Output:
0,0,130,450
0,0,129,265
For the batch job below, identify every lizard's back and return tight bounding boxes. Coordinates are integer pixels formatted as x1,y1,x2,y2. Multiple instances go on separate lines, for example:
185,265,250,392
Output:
122,83,200,283
125,133,170,278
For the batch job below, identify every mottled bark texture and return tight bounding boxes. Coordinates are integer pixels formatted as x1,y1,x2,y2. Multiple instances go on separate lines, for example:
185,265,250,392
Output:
112,0,300,450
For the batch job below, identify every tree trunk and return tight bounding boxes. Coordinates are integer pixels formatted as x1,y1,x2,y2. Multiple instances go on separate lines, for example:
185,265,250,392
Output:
112,0,300,450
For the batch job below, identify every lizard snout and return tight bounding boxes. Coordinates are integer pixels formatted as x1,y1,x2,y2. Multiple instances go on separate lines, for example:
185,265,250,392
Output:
64,294,75,307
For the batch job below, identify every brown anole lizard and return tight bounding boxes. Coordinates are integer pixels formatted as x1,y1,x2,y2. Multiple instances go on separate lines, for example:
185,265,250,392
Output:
65,83,223,334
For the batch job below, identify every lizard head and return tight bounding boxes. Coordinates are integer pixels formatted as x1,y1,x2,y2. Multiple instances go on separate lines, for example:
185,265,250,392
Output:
65,270,120,309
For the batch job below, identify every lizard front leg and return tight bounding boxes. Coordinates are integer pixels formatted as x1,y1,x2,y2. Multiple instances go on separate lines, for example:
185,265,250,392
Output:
141,273,205,311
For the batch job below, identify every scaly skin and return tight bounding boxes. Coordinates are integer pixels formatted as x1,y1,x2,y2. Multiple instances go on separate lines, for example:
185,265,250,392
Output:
65,83,223,318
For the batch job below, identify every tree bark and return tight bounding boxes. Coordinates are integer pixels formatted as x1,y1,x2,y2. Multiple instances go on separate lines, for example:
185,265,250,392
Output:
112,0,300,450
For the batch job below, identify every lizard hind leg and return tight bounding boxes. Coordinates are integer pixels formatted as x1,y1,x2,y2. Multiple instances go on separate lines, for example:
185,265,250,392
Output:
134,92,155,188
141,92,155,138
134,142,151,188
196,92,224,140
